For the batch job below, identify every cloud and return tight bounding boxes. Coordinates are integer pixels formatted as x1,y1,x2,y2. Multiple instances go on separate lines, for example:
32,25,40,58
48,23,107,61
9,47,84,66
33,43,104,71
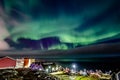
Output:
0,40,10,50
0,17,10,50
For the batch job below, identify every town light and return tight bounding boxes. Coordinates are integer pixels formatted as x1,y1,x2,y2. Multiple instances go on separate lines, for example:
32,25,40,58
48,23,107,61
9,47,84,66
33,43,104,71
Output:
48,66,51,69
71,64,77,73
46,68,49,73
72,64,76,69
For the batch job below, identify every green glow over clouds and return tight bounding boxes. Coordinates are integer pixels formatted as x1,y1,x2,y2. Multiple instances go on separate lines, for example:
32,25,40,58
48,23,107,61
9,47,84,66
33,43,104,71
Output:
1,0,120,50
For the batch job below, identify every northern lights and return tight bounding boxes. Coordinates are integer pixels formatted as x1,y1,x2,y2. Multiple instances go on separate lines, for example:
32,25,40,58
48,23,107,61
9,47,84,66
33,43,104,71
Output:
0,0,120,50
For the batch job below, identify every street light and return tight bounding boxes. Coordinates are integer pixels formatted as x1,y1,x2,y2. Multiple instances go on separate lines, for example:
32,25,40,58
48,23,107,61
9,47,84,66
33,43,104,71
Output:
71,64,77,73
48,66,52,73
48,66,51,69
46,68,49,73
72,64,76,69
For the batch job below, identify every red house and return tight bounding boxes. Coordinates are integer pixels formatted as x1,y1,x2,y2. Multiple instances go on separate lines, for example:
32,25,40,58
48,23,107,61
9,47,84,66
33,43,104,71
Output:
0,56,16,69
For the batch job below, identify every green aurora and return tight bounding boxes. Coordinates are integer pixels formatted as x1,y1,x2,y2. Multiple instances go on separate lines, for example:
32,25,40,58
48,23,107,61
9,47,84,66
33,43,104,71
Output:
0,0,120,50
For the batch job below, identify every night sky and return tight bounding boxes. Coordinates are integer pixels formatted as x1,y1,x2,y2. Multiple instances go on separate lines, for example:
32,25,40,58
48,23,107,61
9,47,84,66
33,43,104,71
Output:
0,0,120,50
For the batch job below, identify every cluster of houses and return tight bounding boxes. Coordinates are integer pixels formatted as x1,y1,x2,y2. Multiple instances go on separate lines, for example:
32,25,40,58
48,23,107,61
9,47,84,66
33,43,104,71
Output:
0,56,35,69
0,56,59,73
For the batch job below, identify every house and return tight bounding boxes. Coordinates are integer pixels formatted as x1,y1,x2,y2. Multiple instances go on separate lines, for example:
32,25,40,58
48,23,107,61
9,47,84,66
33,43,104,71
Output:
0,56,16,69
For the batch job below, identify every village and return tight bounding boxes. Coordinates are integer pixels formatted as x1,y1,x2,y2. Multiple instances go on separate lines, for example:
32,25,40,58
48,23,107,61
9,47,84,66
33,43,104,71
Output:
0,56,118,80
